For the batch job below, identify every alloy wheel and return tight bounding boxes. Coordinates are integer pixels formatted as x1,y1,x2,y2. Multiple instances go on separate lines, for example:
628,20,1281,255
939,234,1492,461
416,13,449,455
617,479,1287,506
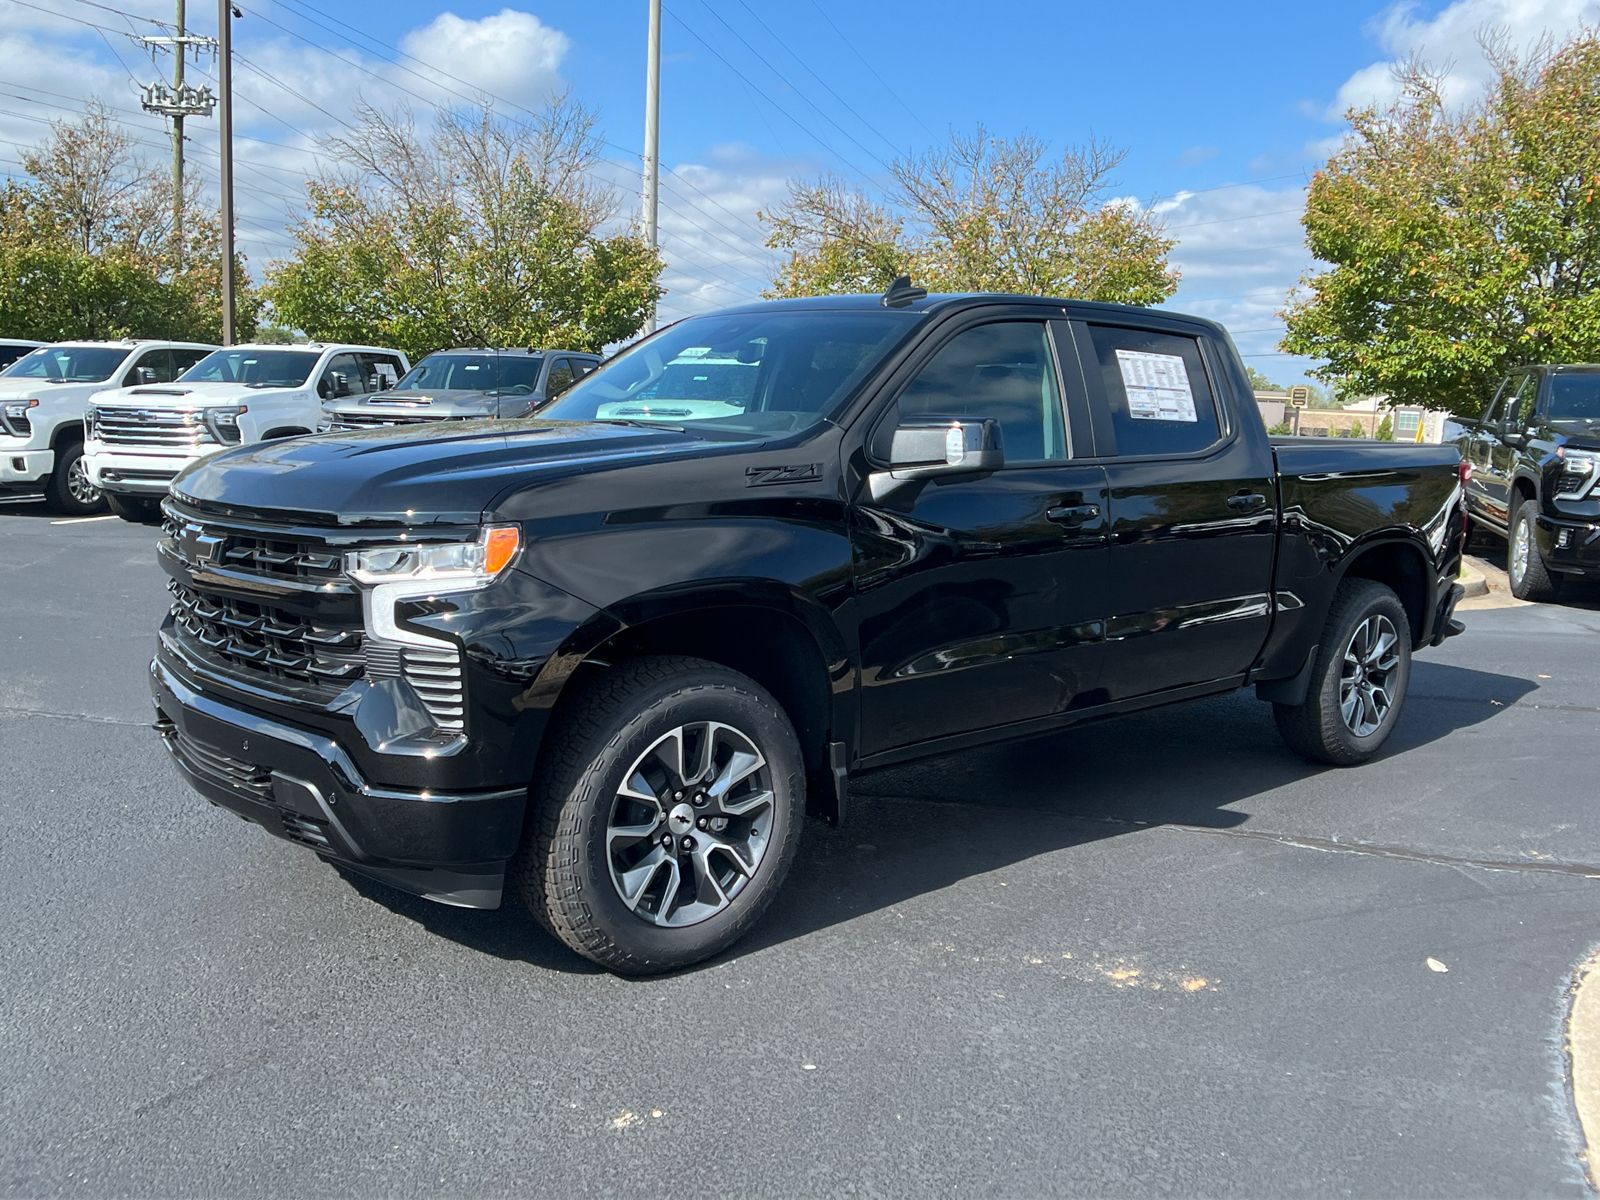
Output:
1339,613,1401,737
1511,516,1530,587
605,721,775,928
67,455,101,507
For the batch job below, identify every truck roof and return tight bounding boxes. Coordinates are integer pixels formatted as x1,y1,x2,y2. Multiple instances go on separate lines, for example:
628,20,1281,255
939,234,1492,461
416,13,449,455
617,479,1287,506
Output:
712,291,1233,338
426,347,597,356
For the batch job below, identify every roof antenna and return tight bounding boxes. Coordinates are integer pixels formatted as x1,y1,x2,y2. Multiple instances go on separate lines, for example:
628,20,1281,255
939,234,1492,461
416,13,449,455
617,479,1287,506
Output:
881,275,927,308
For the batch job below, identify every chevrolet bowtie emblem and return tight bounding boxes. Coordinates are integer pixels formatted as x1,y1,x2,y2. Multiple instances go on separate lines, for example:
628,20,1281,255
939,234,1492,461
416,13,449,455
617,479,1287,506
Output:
180,525,224,567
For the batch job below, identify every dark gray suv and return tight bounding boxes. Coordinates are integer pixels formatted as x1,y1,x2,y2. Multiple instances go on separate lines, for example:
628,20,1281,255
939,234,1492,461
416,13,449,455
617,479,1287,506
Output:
320,348,600,432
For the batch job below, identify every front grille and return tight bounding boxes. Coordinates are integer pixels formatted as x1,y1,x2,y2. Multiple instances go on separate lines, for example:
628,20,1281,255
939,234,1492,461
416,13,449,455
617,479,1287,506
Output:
97,406,215,449
280,812,334,851
162,513,346,587
1,413,31,437
170,727,272,798
169,580,365,687
326,412,438,431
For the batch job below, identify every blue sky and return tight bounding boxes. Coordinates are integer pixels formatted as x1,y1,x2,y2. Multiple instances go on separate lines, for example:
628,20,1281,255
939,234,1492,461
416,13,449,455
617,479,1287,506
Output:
3,0,1595,384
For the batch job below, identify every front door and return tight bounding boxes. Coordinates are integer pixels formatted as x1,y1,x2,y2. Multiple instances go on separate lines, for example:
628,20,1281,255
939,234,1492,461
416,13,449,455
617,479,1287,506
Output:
1066,317,1278,701
1481,374,1533,526
851,316,1110,755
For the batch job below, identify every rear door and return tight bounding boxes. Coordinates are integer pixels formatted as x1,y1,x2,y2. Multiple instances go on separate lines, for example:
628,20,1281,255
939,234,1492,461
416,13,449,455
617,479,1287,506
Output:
1465,379,1509,522
851,313,1110,754
1067,317,1278,701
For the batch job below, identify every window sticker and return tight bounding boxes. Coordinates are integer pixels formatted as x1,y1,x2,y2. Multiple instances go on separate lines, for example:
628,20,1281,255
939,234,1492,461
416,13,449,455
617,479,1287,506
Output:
1115,349,1197,422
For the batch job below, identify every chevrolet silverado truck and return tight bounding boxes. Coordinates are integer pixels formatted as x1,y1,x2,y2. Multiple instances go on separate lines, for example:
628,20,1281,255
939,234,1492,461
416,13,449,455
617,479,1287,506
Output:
150,287,1467,973
1455,363,1600,600
85,342,408,521
321,347,601,432
0,339,215,514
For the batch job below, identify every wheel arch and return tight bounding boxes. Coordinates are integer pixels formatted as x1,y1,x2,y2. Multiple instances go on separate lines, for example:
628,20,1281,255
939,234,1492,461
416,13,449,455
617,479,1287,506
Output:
1512,471,1539,506
49,419,84,451
1335,536,1431,646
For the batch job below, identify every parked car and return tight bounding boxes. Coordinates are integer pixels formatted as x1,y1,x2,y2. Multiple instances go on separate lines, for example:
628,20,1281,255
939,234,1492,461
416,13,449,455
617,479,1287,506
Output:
0,338,43,372
1455,363,1600,600
320,348,600,432
0,339,215,515
149,287,1466,974
84,342,409,522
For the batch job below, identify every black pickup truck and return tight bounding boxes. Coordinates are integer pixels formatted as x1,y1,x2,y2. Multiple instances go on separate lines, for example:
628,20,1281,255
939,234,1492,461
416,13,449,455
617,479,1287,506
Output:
150,288,1467,972
1456,363,1600,600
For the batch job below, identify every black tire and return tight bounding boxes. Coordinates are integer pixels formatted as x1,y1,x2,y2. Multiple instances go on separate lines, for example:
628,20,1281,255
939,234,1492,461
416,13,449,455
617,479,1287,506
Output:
105,492,163,523
44,439,104,516
1508,497,1562,601
514,655,805,974
1273,579,1413,766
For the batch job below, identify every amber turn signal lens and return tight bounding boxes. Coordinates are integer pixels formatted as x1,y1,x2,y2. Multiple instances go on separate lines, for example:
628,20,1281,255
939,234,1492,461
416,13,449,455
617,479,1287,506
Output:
484,525,521,575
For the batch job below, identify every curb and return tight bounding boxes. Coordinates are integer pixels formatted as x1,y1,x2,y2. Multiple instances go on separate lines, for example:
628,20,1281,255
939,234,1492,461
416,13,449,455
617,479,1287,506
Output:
1569,949,1600,1189
1459,559,1489,599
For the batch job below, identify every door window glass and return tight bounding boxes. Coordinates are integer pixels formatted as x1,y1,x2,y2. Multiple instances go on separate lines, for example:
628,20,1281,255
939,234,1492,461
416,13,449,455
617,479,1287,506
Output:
545,358,576,396
895,321,1066,462
172,348,210,374
361,354,402,391
320,353,368,399
125,349,176,386
1508,375,1538,428
1086,324,1221,457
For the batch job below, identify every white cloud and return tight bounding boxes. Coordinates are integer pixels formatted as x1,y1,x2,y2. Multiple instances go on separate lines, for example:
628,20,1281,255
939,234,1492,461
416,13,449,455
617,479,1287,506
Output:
1154,183,1319,386
400,10,569,110
1330,0,1600,115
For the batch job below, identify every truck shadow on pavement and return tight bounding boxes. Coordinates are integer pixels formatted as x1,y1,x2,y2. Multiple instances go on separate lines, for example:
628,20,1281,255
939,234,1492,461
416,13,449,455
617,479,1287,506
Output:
341,659,1535,975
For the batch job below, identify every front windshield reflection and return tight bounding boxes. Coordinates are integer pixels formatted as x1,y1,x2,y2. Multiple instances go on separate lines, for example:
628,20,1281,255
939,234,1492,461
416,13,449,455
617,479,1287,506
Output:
539,309,924,436
397,354,544,394
1549,375,1600,423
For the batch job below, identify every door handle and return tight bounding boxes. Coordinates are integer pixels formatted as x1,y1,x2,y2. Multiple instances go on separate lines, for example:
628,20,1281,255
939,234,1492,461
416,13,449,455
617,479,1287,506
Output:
1227,493,1268,512
1046,503,1100,526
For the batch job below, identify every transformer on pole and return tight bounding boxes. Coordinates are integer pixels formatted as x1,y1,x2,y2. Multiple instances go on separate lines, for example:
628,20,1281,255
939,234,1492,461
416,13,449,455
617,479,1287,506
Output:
135,1,217,268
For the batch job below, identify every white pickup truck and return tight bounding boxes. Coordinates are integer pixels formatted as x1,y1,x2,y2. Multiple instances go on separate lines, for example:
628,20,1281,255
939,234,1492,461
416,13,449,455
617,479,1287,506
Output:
84,342,409,521
0,340,216,515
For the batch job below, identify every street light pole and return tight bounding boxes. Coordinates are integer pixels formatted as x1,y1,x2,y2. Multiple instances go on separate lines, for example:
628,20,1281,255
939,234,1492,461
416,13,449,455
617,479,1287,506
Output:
217,0,235,345
641,0,661,334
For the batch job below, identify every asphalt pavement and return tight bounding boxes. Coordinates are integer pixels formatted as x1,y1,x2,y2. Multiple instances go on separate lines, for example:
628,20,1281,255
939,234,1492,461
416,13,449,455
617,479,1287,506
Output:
3,502,1600,1198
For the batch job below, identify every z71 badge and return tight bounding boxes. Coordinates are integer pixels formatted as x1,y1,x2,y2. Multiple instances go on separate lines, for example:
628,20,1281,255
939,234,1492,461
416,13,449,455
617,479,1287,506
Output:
744,463,822,487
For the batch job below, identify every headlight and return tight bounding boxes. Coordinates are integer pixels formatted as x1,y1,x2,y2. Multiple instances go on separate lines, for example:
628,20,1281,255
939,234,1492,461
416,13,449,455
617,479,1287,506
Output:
3,399,37,418
202,405,248,445
346,525,521,648
1555,447,1600,500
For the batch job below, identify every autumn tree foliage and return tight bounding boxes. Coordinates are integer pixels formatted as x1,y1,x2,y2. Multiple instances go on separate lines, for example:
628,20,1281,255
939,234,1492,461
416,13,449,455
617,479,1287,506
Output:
761,127,1178,306
1284,32,1600,417
266,98,663,358
0,100,255,342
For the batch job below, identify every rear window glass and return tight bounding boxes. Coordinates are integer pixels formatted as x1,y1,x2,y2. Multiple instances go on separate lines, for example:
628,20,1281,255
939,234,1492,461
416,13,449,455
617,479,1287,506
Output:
1086,325,1222,457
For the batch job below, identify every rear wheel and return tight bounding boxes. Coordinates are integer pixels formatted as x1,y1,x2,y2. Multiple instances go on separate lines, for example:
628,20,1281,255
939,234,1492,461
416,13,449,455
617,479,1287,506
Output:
44,440,104,516
1273,579,1412,766
514,656,805,974
1508,497,1562,601
105,492,163,523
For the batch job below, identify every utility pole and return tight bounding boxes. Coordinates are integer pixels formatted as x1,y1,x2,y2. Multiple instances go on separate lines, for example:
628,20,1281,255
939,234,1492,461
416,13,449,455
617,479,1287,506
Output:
641,0,661,334
135,1,217,268
217,0,236,345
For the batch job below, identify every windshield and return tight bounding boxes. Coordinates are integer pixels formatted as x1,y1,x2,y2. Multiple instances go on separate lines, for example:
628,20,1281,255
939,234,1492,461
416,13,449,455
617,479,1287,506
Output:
179,349,320,388
2,345,128,383
539,309,923,435
1548,375,1600,424
396,353,544,394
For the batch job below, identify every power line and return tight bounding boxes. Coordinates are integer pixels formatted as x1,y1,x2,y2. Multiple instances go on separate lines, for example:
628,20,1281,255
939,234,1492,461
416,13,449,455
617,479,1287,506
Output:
806,0,937,143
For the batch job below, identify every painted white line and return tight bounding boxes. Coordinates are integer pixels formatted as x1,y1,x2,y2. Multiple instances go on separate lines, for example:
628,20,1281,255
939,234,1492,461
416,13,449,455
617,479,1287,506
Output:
49,515,120,525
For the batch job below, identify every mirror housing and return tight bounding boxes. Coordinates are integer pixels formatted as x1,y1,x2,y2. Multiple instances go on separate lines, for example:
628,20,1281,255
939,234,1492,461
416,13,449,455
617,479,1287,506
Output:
870,418,1003,502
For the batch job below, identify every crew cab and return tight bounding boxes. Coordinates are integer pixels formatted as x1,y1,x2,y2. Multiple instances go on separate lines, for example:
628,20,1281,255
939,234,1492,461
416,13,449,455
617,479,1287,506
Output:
1455,364,1600,600
321,348,600,432
149,288,1467,974
84,342,408,521
0,340,215,514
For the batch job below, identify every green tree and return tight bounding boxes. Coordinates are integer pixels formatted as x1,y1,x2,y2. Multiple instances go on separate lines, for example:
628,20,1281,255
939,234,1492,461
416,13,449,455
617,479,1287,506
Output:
1267,419,1294,434
266,98,663,358
1375,413,1394,440
1284,32,1600,417
0,101,256,342
1245,366,1285,391
761,128,1178,305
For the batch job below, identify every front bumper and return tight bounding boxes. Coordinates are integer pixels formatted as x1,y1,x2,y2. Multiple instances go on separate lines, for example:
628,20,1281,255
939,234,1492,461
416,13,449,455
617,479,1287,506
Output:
0,443,51,493
151,655,527,908
1536,513,1600,576
85,442,210,495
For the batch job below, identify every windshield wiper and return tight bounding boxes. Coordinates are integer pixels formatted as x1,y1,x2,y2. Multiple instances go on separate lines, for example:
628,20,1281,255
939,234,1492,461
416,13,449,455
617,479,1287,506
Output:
592,417,687,432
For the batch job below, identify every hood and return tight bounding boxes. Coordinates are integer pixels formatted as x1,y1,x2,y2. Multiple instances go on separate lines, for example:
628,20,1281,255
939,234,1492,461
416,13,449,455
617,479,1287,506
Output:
327,388,504,416
172,418,707,525
90,380,291,409
0,378,112,402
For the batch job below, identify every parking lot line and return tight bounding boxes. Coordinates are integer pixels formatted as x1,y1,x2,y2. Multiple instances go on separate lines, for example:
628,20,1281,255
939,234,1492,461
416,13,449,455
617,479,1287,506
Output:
48,515,120,525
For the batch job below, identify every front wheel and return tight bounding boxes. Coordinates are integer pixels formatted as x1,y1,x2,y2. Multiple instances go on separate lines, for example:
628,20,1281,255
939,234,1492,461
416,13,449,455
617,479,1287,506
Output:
1509,497,1562,601
1273,579,1413,766
44,441,104,515
105,493,163,523
514,656,805,974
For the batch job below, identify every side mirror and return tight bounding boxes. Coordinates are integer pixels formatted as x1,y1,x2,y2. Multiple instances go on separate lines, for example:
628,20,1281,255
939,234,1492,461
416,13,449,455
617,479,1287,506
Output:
136,366,157,384
869,418,1003,502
